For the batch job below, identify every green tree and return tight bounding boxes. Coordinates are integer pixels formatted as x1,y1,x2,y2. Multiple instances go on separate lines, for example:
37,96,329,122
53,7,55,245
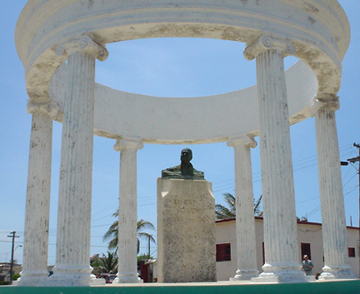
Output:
137,253,155,261
103,212,156,254
92,251,118,275
215,193,263,220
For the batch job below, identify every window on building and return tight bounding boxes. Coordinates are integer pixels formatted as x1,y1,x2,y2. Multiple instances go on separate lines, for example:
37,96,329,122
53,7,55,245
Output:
216,243,231,261
301,243,311,260
348,247,356,257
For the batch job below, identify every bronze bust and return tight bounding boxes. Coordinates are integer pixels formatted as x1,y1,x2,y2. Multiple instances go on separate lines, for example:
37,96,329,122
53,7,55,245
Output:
161,148,205,180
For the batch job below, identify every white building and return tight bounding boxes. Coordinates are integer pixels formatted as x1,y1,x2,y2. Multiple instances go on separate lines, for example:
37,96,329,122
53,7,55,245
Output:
216,217,360,281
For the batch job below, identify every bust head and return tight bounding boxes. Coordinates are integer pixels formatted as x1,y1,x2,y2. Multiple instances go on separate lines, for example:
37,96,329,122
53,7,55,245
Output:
180,148,193,164
161,147,204,179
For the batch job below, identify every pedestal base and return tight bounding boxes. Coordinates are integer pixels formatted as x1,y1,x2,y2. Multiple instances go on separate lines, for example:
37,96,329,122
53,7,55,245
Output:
90,278,106,285
251,271,315,283
319,265,357,280
157,178,216,283
14,270,48,287
251,263,314,284
113,273,143,284
41,268,104,286
251,270,315,283
41,276,105,286
230,269,259,281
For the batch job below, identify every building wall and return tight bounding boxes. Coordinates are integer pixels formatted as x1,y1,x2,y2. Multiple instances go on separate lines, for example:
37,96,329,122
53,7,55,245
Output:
215,218,359,281
346,227,359,277
215,220,237,281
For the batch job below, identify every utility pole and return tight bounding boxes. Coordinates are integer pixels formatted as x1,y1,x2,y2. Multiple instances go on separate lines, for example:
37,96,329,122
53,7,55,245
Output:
347,143,360,276
7,231,19,285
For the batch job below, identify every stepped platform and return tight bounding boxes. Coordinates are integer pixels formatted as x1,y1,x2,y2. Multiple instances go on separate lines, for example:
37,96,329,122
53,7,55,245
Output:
0,280,360,294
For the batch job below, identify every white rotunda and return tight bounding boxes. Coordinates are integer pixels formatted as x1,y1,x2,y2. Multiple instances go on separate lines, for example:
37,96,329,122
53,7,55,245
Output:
15,0,355,286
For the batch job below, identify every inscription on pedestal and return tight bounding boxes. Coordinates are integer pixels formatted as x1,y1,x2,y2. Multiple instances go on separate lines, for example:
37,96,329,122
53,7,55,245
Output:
157,178,216,283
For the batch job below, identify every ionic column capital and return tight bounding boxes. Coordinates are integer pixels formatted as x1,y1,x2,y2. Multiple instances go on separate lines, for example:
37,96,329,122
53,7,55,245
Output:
310,94,340,117
27,100,60,118
244,35,296,60
56,35,109,61
227,135,257,148
114,137,144,152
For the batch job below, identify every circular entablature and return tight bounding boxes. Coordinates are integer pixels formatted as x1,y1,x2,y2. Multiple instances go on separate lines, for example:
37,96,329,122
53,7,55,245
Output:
16,0,349,143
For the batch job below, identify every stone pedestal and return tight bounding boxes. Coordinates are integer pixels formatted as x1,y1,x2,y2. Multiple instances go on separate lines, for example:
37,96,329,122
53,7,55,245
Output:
157,178,216,283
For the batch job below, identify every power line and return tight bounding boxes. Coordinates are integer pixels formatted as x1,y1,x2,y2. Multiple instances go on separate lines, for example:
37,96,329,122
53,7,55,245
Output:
306,205,321,217
296,197,319,204
302,144,359,219
347,143,360,272
344,186,359,197
92,214,114,223
343,173,358,188
213,143,357,194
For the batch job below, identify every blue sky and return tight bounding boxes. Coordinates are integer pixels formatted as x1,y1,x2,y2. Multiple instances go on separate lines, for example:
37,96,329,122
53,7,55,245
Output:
0,1,359,265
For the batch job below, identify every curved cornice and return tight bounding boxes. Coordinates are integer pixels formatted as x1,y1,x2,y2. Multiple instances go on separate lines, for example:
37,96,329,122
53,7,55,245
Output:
15,0,350,101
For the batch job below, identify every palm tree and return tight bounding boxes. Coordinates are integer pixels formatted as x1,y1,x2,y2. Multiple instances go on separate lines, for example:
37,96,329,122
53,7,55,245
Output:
103,212,156,253
141,233,156,260
137,221,156,254
92,251,118,275
215,193,263,220
215,193,236,220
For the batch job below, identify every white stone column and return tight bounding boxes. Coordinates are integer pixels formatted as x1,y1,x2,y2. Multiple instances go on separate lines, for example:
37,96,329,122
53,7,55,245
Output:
47,36,108,286
311,94,356,280
244,35,308,283
227,135,259,281
17,102,57,286
113,137,144,284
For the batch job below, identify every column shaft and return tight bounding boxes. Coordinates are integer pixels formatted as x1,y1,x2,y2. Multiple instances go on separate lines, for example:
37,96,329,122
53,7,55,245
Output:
114,138,143,283
257,49,299,267
314,98,355,280
52,51,95,285
228,136,258,281
244,36,308,282
18,110,53,286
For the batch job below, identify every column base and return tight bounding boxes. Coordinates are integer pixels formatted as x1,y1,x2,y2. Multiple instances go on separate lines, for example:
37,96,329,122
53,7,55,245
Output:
251,271,314,283
113,272,143,284
42,274,105,287
90,277,107,285
41,266,102,286
15,270,49,287
230,269,259,281
251,263,314,283
319,265,357,281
